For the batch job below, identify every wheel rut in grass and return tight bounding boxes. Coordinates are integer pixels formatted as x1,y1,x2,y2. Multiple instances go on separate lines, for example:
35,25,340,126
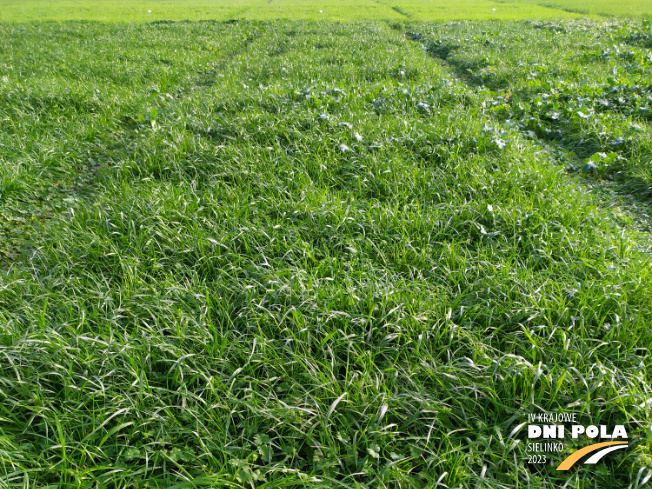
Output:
390,6,411,18
404,19,652,229
0,21,271,265
373,0,412,19
534,2,622,18
537,2,590,16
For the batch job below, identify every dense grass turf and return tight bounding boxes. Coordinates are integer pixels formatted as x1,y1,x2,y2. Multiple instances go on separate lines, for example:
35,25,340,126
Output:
0,17,652,488
411,19,652,196
3,0,652,23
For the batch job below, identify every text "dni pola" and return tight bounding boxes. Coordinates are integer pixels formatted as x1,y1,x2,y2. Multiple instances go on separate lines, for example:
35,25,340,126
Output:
528,425,628,439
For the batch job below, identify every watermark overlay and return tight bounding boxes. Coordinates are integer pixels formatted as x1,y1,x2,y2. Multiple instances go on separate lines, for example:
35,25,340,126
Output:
525,411,628,470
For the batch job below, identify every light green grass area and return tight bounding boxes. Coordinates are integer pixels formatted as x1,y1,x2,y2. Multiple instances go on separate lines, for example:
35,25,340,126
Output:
1,0,651,23
4,0,652,23
372,0,580,22
243,0,583,22
1,17,652,487
0,0,260,23
519,0,652,18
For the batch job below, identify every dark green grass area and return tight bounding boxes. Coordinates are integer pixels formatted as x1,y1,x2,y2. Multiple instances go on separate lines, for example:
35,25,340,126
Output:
0,19,651,487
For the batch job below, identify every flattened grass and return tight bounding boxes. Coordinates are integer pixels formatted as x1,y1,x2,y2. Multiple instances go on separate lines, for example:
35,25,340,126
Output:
0,18,651,488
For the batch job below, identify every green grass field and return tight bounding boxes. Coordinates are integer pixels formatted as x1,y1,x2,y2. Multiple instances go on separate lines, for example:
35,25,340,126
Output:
1,1,652,488
1,0,651,22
